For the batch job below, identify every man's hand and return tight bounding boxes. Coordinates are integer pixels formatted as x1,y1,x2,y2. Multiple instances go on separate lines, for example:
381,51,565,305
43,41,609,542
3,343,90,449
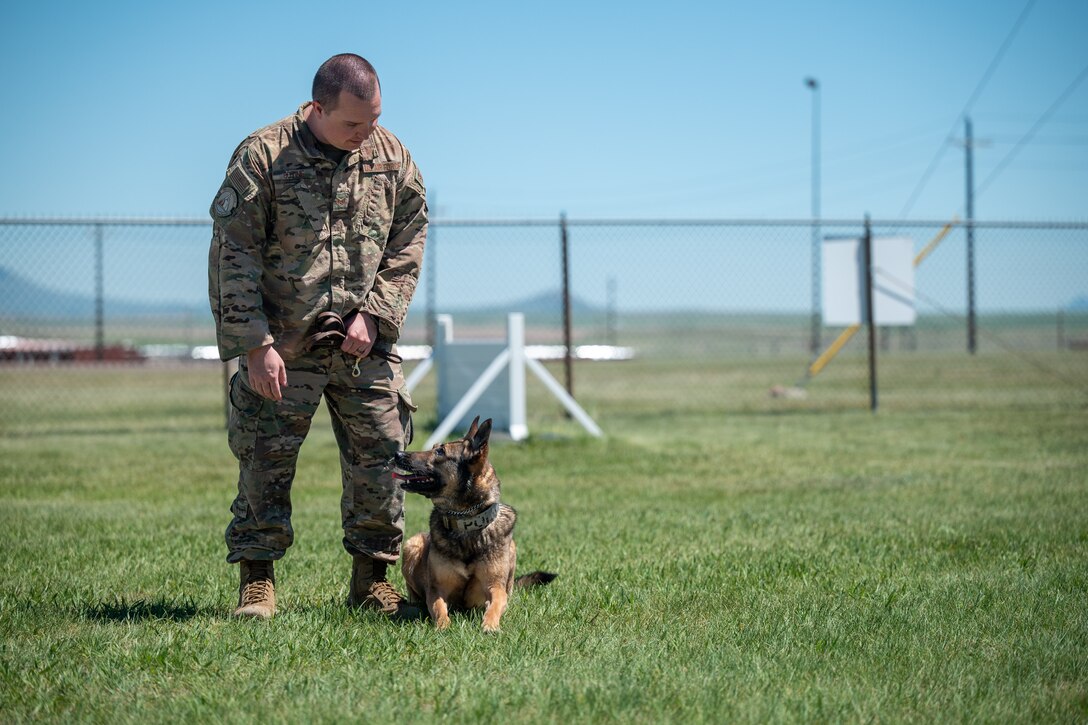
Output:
246,344,287,401
342,311,377,358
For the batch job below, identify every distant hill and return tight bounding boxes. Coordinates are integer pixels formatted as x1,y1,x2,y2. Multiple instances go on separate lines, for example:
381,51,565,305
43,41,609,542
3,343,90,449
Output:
0,265,597,321
449,289,599,316
0,267,201,318
1067,296,1088,311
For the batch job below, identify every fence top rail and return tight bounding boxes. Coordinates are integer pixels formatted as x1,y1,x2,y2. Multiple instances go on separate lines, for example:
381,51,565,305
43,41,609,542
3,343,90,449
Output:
0,216,1086,230
0,216,212,227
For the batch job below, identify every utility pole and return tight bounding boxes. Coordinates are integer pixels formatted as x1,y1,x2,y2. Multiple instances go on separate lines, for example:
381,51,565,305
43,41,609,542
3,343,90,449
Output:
965,117,977,355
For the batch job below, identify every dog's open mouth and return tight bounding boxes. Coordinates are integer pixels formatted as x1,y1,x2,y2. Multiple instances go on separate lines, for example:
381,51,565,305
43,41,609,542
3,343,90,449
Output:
391,467,439,494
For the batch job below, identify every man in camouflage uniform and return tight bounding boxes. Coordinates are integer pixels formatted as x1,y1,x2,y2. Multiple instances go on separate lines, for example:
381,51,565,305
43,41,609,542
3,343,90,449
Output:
208,54,427,620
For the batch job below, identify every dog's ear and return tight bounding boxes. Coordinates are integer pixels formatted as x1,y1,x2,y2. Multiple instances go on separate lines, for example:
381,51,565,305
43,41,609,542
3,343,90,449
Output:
466,415,480,441
467,417,492,460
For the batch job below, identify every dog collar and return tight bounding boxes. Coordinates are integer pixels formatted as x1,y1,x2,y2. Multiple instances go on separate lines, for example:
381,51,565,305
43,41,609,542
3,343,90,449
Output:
440,502,500,533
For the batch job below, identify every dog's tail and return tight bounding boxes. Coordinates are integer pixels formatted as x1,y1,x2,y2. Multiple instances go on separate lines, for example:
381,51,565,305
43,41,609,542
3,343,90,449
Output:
514,571,557,588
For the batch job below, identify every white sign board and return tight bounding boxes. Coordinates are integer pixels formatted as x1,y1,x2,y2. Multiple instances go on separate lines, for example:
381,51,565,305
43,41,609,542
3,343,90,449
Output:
822,236,916,326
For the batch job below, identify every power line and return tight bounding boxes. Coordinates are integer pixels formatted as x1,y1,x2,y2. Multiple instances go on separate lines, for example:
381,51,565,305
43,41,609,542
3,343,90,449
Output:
899,0,1038,217
975,62,1088,198
875,268,1088,393
987,135,1088,145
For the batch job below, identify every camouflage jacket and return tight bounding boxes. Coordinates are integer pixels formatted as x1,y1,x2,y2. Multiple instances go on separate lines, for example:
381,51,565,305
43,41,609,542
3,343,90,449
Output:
208,103,428,361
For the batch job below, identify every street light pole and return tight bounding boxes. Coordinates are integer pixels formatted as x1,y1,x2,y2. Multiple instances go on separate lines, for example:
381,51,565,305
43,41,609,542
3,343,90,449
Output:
805,77,821,356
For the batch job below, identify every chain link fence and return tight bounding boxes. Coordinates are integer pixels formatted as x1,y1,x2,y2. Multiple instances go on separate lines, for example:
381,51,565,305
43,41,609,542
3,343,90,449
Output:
2,216,1086,432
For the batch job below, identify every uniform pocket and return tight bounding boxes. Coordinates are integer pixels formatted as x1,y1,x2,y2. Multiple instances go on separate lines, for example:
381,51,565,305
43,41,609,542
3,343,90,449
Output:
227,371,266,464
272,168,327,246
397,387,417,448
293,186,330,239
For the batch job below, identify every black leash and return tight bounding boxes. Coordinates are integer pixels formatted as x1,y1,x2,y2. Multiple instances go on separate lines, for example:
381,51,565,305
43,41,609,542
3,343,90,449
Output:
305,311,402,376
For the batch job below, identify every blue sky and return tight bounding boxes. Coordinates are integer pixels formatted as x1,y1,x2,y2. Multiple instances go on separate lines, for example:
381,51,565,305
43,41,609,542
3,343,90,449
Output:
2,0,1086,221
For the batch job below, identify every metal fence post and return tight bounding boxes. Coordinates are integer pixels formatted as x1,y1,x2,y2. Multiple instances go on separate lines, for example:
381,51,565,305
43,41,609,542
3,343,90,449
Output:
560,212,573,397
606,276,617,346
94,223,104,361
811,219,822,357
1057,308,1065,351
425,192,436,347
863,215,878,412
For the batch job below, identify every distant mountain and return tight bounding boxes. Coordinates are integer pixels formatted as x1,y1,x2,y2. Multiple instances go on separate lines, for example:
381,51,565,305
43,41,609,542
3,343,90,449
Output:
0,267,201,318
1,265,598,321
1068,296,1088,311
451,289,599,316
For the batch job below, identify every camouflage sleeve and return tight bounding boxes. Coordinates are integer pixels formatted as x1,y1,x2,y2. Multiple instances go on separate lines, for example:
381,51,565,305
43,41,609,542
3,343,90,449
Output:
360,149,428,342
207,142,275,360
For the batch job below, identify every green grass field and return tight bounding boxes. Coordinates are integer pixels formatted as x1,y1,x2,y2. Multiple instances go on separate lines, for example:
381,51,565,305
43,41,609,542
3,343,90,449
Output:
1,355,1087,722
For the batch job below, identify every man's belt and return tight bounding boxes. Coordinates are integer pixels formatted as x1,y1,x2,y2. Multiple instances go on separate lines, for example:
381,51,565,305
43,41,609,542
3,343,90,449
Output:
305,311,403,368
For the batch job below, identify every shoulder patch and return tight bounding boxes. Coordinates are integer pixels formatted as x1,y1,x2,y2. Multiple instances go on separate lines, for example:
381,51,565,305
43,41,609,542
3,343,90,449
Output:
213,186,239,217
407,168,426,197
228,161,259,202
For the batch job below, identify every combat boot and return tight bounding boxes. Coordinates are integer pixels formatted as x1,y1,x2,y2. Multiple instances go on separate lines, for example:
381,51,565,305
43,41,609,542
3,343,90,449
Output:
347,556,420,620
234,560,276,619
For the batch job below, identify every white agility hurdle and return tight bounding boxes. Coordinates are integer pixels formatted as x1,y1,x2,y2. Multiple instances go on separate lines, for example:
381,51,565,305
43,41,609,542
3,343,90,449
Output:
405,313,602,448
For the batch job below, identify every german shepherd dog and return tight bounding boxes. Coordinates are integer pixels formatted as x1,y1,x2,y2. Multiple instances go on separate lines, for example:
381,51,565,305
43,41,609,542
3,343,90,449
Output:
392,417,555,632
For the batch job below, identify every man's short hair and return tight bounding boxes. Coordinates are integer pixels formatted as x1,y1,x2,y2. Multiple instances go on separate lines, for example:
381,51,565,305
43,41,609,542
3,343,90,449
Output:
312,54,380,109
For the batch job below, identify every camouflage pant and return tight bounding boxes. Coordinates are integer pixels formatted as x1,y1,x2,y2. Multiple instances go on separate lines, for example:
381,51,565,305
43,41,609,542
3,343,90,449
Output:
224,347,415,564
